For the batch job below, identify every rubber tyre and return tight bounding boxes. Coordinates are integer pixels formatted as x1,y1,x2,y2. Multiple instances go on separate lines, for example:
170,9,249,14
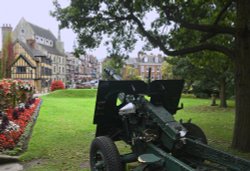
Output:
90,136,124,171
183,123,207,144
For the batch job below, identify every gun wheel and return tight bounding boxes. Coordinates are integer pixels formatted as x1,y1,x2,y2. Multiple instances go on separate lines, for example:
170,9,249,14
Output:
90,136,125,171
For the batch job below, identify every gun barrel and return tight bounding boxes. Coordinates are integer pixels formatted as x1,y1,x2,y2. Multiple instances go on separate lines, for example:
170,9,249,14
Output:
104,68,122,80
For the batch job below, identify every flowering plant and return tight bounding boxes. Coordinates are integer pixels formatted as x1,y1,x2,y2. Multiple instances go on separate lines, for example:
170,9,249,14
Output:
0,79,34,112
0,79,37,151
50,80,65,91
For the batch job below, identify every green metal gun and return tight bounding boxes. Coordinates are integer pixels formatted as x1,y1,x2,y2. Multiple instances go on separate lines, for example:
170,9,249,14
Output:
90,67,250,171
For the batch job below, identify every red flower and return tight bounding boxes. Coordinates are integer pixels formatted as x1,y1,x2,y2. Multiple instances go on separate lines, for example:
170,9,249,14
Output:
0,98,41,150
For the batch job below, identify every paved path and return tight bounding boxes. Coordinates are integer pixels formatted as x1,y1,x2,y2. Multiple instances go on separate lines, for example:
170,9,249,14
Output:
34,93,49,97
0,163,23,171
0,155,22,171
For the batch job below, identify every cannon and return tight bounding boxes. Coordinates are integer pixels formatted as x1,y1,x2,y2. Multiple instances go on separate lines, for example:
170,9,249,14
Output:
90,68,250,171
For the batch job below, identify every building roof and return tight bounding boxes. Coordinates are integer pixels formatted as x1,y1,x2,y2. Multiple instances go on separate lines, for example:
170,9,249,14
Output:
40,44,65,56
28,22,57,42
125,58,138,65
12,54,36,68
16,40,45,60
25,20,65,56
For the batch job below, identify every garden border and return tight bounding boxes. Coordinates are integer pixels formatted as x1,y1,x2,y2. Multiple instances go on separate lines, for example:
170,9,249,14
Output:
0,99,43,156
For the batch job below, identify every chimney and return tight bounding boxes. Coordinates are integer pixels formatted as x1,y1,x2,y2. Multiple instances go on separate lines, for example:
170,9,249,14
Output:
1,24,13,46
26,39,36,48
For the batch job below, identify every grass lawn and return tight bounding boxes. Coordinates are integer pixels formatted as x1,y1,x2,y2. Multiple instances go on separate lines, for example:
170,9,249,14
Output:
20,89,250,170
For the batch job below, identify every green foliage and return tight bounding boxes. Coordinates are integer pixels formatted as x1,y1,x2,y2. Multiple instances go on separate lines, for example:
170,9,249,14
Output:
51,0,138,56
102,54,125,79
167,54,234,99
161,60,174,79
52,1,236,57
123,65,141,80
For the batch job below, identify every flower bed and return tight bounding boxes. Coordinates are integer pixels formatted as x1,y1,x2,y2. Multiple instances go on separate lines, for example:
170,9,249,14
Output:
0,98,41,151
0,79,41,152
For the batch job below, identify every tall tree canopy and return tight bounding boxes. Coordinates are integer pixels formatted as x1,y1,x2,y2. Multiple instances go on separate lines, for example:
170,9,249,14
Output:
52,0,250,152
168,55,234,107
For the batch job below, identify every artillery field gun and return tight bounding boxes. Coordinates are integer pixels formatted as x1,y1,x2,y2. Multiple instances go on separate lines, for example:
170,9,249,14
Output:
90,68,250,171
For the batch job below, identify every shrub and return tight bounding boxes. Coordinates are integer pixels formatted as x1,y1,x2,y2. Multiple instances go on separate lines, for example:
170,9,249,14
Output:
50,80,65,92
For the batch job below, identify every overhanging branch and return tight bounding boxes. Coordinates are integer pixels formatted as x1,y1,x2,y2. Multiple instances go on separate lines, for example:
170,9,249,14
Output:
122,2,235,59
166,44,235,59
130,12,235,59
162,4,235,35
201,0,234,42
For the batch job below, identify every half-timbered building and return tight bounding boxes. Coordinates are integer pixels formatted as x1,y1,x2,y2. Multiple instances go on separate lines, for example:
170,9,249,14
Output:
11,40,52,92
12,18,66,84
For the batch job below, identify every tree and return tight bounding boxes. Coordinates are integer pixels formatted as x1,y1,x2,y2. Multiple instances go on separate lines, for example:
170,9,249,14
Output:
1,32,14,78
52,0,250,152
168,54,234,108
161,60,174,80
123,65,141,80
102,54,125,79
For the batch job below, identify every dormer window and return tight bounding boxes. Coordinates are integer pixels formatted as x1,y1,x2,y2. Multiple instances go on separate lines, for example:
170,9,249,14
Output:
154,57,159,63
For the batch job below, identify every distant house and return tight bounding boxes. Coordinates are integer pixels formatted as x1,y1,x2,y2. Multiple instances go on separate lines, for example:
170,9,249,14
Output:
66,52,100,88
12,18,66,84
125,52,164,80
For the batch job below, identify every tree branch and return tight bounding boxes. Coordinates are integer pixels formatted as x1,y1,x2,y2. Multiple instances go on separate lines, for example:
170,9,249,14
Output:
167,43,235,59
163,5,235,35
214,1,234,25
122,2,235,59
201,0,234,42
130,12,235,59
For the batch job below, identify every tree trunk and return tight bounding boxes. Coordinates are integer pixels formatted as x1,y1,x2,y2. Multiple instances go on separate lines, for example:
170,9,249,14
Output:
219,77,227,108
232,0,250,152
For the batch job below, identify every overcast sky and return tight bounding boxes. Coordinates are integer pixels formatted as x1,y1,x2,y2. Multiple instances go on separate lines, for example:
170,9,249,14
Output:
0,0,162,60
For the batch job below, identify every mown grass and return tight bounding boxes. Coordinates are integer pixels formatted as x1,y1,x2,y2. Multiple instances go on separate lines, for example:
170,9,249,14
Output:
20,89,250,171
21,89,97,171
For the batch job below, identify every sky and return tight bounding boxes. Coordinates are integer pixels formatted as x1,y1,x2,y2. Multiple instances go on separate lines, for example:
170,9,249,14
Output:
0,0,162,60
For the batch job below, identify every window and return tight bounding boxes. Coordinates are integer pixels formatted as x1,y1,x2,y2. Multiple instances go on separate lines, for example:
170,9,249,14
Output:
157,66,160,72
141,66,144,72
154,57,159,63
16,67,26,74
